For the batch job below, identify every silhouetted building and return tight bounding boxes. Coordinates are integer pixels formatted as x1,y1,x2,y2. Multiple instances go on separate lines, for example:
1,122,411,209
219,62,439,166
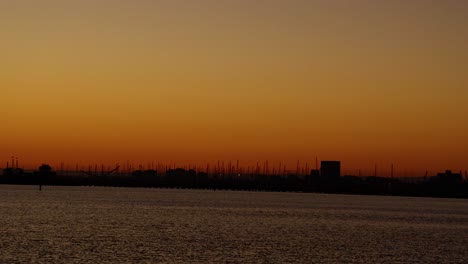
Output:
39,164,52,174
3,167,14,176
433,170,462,184
321,161,341,178
3,168,24,177
310,170,320,177
36,164,56,178
2,161,24,177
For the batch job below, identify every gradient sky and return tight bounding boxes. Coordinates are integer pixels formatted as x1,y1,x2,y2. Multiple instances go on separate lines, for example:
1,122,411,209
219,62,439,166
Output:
1,1,468,175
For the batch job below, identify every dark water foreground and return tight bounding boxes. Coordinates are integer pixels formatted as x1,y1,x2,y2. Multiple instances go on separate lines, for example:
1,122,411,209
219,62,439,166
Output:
0,186,467,263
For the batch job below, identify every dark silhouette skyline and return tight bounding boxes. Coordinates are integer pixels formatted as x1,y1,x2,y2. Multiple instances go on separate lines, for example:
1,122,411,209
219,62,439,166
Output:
2,160,467,199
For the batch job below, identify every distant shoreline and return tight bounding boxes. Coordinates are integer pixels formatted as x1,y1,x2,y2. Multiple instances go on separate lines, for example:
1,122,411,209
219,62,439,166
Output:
2,165,467,199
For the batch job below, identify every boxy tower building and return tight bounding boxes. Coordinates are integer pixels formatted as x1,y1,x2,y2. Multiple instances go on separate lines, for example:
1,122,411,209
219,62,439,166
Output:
321,161,341,178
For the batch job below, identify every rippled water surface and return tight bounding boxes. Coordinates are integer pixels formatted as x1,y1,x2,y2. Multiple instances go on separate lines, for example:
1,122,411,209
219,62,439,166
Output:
1,185,467,263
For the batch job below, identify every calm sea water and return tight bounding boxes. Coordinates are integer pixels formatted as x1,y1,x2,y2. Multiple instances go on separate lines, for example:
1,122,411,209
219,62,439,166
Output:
0,185,467,263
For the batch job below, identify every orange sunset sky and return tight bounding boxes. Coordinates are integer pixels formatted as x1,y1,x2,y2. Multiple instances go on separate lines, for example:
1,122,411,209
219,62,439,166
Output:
1,1,468,175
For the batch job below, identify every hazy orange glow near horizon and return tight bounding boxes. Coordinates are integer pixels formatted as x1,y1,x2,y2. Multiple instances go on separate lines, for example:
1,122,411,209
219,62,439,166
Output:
1,1,468,176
